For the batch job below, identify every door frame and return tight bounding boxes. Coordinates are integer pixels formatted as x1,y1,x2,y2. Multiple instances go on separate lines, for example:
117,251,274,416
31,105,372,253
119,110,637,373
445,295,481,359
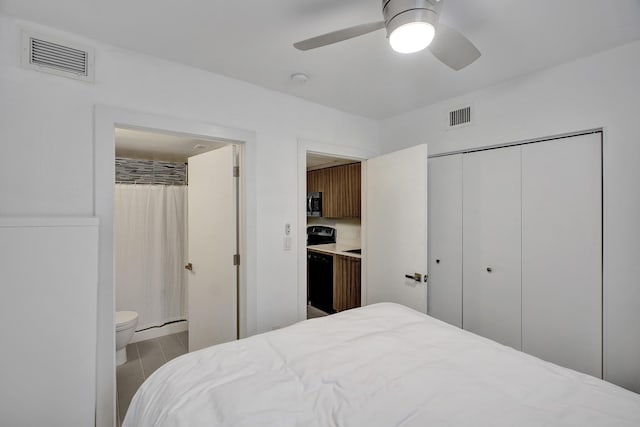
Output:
296,138,378,321
94,105,257,427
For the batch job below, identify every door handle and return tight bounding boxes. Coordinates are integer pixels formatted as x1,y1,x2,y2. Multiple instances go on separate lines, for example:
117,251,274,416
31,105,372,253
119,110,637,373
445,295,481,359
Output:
185,263,193,271
405,273,422,282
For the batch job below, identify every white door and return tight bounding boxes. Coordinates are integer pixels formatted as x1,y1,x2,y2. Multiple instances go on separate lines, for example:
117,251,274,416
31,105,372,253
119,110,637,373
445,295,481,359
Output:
463,146,522,350
427,154,463,327
366,144,428,312
187,145,237,352
521,133,602,377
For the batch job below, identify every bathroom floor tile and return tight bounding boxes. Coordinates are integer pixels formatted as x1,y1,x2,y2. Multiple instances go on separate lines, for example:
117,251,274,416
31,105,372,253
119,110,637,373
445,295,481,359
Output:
176,330,189,350
117,332,188,425
137,338,166,378
116,350,144,421
158,333,188,361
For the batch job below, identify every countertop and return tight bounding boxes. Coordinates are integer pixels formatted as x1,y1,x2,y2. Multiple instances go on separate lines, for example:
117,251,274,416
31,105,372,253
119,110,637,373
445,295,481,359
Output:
307,243,362,259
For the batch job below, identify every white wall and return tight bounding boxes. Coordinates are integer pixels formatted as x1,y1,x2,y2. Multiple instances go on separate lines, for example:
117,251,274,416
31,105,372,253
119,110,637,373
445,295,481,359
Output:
3,6,639,416
0,13,379,330
0,14,380,426
381,40,640,392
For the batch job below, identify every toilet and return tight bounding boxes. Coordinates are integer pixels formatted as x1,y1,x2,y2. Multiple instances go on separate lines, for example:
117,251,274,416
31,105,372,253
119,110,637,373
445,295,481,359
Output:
115,311,139,366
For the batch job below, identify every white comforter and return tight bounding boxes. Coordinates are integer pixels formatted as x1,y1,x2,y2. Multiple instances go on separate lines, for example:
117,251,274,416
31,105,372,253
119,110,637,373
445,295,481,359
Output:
124,303,640,426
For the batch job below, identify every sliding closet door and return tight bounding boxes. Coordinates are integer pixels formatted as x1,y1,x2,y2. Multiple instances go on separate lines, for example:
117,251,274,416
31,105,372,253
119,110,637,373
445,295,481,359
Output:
427,155,463,327
463,146,522,350
521,133,602,377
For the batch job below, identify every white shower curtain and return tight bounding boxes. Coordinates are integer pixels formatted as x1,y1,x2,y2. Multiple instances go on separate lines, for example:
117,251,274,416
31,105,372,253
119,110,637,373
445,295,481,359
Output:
115,184,188,331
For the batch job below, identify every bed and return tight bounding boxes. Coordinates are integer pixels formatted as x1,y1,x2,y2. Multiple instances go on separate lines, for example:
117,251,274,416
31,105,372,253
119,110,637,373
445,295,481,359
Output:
124,303,640,426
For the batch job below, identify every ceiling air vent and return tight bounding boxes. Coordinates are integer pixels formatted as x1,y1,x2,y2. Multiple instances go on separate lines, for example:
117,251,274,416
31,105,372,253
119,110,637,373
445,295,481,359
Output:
448,105,472,129
21,30,94,82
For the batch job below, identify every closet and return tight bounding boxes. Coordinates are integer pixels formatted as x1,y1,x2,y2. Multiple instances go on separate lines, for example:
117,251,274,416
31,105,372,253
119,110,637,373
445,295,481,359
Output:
426,155,463,327
427,132,602,378
463,146,523,350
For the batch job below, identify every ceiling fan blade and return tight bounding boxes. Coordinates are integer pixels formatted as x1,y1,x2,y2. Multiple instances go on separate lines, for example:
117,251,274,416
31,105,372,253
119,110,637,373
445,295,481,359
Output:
429,23,481,70
294,21,385,51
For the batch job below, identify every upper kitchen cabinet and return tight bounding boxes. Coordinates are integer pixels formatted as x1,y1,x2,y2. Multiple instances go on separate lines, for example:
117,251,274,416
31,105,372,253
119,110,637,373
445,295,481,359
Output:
307,167,325,194
307,163,361,218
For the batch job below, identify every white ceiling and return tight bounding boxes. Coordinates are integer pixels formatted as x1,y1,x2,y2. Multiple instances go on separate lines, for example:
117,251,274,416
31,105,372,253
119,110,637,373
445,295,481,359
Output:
3,0,640,119
115,128,226,162
307,153,359,171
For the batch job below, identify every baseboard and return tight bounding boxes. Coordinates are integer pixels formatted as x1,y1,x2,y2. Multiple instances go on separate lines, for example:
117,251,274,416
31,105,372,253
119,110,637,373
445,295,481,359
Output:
131,320,188,343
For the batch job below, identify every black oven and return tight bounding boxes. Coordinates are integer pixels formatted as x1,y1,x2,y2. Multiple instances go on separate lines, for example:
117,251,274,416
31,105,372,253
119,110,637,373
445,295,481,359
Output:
307,192,322,217
306,225,335,246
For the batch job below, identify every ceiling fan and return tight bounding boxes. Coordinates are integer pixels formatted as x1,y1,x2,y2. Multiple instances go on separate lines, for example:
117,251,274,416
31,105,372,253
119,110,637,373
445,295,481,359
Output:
294,0,480,71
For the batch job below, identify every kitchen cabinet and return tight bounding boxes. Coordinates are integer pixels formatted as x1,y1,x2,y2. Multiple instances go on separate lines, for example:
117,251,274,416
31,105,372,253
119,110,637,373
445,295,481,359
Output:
306,167,325,196
334,255,361,312
307,247,361,313
307,163,361,218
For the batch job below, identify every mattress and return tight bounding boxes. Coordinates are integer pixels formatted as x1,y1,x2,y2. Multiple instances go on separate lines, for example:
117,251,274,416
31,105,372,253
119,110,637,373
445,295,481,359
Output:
124,303,640,426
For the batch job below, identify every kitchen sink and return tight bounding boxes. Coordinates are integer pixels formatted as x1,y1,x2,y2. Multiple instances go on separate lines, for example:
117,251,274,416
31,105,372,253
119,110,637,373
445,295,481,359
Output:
343,249,361,254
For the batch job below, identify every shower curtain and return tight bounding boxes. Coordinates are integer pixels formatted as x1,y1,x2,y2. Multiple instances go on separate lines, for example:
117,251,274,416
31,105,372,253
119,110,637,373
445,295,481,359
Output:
115,184,188,331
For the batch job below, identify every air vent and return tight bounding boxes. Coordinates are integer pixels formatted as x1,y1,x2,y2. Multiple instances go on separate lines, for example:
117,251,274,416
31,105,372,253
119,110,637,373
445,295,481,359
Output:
448,105,472,128
22,30,94,82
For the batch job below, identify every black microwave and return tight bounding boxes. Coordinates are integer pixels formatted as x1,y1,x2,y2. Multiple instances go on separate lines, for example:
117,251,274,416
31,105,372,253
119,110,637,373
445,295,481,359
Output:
307,192,322,217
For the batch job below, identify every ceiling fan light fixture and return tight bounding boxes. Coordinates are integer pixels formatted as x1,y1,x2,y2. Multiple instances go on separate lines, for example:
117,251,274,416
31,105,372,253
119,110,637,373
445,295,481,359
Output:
383,2,440,54
389,21,435,54
294,0,481,70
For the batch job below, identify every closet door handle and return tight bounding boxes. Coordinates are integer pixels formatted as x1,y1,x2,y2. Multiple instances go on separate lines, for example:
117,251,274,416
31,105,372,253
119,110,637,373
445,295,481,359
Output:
185,263,193,271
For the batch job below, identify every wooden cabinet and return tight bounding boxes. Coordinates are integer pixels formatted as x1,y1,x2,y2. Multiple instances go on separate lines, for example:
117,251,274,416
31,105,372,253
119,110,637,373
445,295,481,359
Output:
307,163,361,218
307,167,325,195
334,255,361,312
307,249,362,313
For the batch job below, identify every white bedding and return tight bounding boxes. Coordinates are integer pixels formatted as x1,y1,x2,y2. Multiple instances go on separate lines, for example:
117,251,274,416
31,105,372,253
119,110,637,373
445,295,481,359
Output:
124,303,640,426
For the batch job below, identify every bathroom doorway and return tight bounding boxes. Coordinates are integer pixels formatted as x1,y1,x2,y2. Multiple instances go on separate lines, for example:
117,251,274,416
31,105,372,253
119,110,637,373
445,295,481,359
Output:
94,106,256,427
113,126,242,425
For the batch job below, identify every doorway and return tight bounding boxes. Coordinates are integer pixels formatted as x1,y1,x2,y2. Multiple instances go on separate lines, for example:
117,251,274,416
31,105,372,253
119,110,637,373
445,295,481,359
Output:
94,106,256,427
296,139,375,322
298,140,431,325
305,153,363,319
113,127,239,424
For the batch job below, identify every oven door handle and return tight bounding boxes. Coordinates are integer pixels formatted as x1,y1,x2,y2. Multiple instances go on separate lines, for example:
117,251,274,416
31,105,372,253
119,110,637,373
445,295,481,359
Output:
308,195,312,213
